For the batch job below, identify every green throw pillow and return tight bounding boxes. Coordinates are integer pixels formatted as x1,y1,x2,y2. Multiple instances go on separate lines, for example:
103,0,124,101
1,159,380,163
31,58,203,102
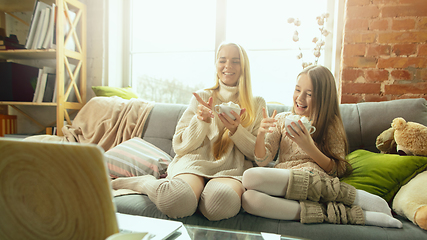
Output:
341,149,427,202
92,86,138,99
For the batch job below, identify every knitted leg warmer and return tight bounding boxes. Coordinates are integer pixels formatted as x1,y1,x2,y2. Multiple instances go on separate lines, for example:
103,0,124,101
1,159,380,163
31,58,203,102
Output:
198,181,241,221
299,200,325,224
299,200,364,225
285,170,356,206
143,177,198,219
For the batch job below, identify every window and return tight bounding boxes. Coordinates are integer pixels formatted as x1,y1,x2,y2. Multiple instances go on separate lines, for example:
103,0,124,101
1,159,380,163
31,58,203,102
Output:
128,0,338,105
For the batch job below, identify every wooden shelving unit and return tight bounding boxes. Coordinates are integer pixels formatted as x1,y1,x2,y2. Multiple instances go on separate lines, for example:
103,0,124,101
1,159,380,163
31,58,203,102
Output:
0,0,86,136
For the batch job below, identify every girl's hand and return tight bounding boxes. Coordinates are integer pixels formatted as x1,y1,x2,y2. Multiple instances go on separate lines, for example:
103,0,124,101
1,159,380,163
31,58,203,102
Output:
217,108,246,135
286,120,315,151
254,108,277,165
193,92,214,123
258,108,277,136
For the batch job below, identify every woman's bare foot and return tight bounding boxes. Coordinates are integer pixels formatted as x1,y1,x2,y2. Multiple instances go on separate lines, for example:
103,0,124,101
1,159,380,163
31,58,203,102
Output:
111,175,157,193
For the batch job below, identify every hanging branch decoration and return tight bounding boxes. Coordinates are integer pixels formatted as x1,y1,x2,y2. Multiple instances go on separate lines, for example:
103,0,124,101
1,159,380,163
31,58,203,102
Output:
288,13,330,69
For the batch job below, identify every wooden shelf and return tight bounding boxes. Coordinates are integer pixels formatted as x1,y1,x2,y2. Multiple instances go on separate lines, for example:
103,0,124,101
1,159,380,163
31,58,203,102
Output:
0,49,56,59
0,101,56,106
0,0,53,12
0,0,86,136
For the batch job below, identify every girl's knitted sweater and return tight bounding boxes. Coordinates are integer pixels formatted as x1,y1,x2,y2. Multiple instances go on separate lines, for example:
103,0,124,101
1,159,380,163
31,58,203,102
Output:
256,112,347,178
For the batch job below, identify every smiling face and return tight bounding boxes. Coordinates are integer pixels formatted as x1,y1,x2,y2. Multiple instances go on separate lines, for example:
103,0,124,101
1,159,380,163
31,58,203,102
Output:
293,73,313,117
216,45,242,86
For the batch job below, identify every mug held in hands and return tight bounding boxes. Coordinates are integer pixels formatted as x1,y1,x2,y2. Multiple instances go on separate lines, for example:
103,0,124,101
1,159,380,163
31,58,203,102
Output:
285,114,316,135
214,102,241,120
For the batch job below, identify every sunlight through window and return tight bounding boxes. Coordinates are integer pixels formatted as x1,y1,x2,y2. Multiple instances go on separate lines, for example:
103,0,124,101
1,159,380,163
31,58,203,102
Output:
130,0,332,105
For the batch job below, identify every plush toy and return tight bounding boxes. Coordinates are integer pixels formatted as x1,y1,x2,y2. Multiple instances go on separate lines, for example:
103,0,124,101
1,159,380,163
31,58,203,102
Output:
392,117,427,156
376,117,427,230
393,171,427,231
375,127,397,154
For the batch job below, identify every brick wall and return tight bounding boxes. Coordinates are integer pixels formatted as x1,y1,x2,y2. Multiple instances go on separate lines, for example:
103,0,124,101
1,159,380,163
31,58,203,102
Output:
340,0,427,103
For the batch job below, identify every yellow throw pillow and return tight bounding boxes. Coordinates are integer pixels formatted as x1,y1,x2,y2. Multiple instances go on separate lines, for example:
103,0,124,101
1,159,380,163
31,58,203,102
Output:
91,86,138,99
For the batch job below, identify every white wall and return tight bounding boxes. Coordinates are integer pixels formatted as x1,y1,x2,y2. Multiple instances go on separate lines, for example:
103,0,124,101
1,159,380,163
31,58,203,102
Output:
82,0,107,96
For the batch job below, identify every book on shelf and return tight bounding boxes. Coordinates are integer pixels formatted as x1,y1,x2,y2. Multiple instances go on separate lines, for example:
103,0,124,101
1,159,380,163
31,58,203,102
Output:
25,0,50,49
0,35,25,50
42,73,57,102
42,3,56,49
0,42,25,50
32,69,43,102
34,7,51,49
52,73,58,103
25,1,76,51
31,8,46,49
0,28,6,45
45,126,57,135
0,62,39,102
33,66,56,103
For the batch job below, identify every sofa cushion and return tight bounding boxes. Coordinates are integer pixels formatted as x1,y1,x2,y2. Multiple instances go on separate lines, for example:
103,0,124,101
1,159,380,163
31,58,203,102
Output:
357,98,427,152
341,149,427,202
141,103,188,157
92,86,139,99
339,103,363,152
105,137,172,178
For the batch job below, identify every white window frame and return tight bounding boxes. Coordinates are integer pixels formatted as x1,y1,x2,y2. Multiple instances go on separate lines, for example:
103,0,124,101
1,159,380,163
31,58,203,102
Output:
106,0,345,100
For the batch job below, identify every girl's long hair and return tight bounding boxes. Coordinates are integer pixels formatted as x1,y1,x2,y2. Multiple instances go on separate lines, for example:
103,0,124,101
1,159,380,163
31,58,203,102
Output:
296,65,352,177
206,42,255,159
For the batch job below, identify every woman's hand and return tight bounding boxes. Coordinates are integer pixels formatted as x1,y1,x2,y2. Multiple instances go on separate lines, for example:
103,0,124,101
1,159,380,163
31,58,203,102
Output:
217,108,246,135
194,92,246,134
193,93,214,123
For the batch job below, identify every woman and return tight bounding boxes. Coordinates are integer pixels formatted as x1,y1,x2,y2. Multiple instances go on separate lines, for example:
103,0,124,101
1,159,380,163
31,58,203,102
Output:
241,65,402,228
112,42,266,221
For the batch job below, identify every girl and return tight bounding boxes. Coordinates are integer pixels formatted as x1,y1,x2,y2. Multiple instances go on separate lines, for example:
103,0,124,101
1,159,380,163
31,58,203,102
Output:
241,65,402,228
112,42,266,221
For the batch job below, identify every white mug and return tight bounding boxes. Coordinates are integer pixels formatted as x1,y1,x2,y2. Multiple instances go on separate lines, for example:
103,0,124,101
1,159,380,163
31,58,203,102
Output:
214,102,241,120
285,115,316,135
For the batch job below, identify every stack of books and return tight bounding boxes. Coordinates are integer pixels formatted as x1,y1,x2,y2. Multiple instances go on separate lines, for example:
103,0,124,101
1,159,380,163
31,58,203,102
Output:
32,66,57,103
0,62,39,102
0,62,57,103
25,0,56,50
25,0,76,51
0,35,25,50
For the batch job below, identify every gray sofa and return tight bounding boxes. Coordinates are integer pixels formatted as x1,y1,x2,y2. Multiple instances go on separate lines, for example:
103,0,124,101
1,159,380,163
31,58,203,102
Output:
114,98,427,240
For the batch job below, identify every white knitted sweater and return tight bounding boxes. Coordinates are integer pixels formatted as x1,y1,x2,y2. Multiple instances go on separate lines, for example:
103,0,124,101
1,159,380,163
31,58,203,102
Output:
167,83,266,181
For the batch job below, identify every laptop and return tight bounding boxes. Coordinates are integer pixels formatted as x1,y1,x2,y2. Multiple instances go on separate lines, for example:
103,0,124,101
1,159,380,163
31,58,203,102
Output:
0,138,182,240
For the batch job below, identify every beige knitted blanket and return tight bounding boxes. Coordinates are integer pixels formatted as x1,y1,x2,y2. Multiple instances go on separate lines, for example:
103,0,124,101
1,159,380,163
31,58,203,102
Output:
25,96,155,151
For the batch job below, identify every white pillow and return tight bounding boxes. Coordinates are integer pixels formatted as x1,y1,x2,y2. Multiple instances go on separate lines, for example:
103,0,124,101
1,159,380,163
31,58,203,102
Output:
105,137,172,179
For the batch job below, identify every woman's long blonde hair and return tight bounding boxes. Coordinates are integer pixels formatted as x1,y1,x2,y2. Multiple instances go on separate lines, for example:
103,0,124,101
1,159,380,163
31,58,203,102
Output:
206,42,255,159
296,65,352,177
